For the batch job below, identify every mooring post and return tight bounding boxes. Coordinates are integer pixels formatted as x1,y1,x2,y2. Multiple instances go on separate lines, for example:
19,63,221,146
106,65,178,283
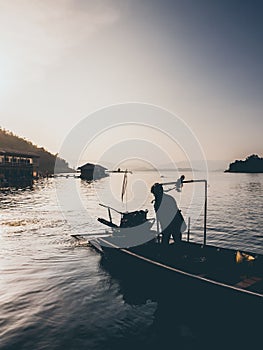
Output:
187,217,191,242
204,180,207,246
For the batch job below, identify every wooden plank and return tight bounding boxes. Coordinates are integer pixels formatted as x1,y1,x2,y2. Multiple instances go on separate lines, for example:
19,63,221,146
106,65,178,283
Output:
235,277,262,289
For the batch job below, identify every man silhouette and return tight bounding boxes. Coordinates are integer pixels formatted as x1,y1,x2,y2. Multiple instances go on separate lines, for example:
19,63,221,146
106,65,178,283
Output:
151,183,185,244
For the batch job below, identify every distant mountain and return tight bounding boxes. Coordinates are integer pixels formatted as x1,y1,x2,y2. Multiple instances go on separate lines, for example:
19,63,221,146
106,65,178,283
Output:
96,160,229,172
225,154,263,173
159,160,228,172
0,128,74,174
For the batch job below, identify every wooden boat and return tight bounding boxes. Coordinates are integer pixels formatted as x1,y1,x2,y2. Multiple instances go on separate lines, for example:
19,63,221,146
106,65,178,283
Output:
90,236,263,300
96,240,263,349
75,174,263,303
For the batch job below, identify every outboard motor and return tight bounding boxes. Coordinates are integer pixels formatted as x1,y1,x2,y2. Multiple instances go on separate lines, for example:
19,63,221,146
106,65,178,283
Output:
120,210,148,228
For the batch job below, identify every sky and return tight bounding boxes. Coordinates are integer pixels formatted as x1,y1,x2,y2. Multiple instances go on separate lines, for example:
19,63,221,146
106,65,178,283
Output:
0,0,262,168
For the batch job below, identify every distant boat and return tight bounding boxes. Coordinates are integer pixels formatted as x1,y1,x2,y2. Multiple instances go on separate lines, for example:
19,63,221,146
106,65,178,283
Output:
106,168,132,174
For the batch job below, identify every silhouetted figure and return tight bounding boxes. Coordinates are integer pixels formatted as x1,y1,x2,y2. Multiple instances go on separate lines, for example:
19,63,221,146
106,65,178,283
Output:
151,183,185,244
176,175,185,192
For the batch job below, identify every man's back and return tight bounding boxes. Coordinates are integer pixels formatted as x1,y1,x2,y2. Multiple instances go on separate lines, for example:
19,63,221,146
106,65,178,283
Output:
156,193,178,231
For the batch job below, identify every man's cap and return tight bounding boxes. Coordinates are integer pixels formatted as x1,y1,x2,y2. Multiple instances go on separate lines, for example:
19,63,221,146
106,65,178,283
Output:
151,182,163,194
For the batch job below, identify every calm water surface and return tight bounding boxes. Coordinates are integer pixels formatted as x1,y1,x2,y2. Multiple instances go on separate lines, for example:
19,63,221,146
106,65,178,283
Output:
0,172,262,349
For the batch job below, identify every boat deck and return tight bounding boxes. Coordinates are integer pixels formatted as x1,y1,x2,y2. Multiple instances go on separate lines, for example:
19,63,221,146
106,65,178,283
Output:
91,238,263,299
131,241,263,297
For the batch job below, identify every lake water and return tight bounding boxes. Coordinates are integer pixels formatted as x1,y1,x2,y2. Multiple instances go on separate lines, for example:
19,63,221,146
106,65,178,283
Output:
0,171,262,349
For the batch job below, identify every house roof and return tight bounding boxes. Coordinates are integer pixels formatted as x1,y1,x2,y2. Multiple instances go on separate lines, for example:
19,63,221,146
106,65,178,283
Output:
0,148,39,158
77,163,107,170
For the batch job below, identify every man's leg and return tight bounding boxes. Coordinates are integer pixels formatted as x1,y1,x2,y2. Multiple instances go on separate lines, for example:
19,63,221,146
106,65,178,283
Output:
172,231,182,242
161,231,171,244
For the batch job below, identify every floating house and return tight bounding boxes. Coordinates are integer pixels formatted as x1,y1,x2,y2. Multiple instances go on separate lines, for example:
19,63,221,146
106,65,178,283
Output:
77,163,108,181
0,148,39,187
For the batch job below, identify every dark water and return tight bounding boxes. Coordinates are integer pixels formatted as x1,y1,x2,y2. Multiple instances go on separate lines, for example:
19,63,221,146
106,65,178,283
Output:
0,172,262,349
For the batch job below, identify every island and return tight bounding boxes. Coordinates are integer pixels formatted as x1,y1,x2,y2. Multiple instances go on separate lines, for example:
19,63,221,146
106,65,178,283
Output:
225,154,263,173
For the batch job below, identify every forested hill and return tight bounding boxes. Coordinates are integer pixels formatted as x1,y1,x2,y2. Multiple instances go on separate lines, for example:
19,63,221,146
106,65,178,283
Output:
0,128,74,174
225,154,263,173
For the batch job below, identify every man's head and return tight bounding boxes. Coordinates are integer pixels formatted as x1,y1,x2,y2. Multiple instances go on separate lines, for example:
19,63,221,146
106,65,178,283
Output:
151,183,163,197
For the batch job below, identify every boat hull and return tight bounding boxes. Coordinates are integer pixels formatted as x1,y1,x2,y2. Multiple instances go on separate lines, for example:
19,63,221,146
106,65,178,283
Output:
90,238,263,303
98,246,262,349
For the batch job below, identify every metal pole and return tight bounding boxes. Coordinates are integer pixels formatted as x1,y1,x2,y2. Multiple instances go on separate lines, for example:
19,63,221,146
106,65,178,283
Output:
108,207,112,223
162,178,208,246
204,180,207,246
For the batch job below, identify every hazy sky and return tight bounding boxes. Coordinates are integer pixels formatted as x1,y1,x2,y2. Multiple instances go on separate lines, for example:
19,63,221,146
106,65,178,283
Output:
0,0,262,166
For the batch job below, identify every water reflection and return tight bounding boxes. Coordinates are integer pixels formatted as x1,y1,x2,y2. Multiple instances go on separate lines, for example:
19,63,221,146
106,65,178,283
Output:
0,184,33,195
247,181,261,193
232,180,262,194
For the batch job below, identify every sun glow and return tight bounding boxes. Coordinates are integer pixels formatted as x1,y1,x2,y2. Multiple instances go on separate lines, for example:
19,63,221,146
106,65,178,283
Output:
0,56,13,96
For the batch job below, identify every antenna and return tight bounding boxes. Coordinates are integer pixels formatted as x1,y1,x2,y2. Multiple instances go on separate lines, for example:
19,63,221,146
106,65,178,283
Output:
107,168,132,212
121,169,132,211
